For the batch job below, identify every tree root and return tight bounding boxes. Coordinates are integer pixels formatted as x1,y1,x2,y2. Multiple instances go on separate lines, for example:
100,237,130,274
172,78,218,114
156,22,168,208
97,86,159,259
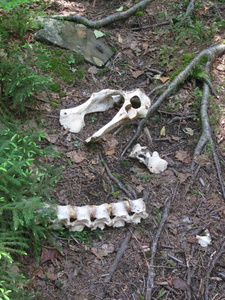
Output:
192,62,225,198
52,0,155,28
204,237,225,300
122,43,225,198
145,196,172,299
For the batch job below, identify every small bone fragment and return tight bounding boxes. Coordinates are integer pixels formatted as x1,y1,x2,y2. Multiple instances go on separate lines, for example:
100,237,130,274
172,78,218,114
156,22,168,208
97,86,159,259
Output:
55,198,148,232
196,229,211,247
129,143,168,174
60,89,122,133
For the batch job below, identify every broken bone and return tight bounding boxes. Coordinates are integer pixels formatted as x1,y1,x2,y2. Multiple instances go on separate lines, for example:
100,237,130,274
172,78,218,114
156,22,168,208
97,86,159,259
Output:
54,198,148,232
60,89,122,133
59,89,151,142
129,143,168,174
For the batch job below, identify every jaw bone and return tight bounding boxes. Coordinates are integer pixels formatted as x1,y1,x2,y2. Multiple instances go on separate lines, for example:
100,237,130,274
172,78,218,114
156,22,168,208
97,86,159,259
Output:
59,89,151,142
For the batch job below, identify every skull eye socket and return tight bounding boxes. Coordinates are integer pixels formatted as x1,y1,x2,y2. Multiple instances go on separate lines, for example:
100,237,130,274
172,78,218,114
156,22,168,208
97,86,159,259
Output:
130,96,141,108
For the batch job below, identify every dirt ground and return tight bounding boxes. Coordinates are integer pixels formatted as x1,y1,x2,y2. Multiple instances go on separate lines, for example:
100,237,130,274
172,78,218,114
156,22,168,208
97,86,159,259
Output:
20,0,225,299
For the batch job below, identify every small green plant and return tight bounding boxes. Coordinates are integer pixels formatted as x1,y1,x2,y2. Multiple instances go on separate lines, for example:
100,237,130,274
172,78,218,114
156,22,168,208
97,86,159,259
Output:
74,141,82,148
135,174,150,183
0,124,59,298
91,117,98,123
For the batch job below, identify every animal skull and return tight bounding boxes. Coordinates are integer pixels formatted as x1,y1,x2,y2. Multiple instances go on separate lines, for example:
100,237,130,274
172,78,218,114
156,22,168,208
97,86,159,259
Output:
54,198,148,232
59,89,151,142
129,143,168,174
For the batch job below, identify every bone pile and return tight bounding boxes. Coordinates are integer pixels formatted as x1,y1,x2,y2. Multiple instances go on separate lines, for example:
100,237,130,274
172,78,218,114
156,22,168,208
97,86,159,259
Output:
56,198,148,232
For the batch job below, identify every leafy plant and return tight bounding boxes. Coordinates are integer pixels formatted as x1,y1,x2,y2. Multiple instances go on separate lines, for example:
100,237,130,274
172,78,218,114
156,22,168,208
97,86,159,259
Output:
0,124,59,298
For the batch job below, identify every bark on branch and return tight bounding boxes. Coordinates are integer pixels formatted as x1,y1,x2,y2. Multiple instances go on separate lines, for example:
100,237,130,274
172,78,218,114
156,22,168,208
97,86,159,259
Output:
52,0,154,28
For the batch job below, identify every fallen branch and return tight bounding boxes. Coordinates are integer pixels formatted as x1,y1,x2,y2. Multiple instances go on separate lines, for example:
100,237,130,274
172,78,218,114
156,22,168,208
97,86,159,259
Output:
145,197,172,299
204,237,225,300
122,43,225,156
180,0,197,23
52,0,155,28
97,227,134,299
193,61,225,198
102,155,137,199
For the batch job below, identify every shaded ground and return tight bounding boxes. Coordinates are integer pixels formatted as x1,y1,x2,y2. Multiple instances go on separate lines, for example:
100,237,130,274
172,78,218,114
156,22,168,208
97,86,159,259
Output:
19,0,225,299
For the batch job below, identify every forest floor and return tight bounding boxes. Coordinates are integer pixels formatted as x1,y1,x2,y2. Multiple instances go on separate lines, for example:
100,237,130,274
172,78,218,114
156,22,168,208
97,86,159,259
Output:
16,0,225,299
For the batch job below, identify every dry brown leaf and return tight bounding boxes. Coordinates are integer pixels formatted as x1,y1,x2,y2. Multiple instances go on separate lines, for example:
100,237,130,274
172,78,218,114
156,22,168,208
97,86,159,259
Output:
159,77,170,83
173,170,192,183
168,277,189,291
194,154,210,166
175,150,191,164
33,267,44,278
186,236,198,244
131,70,144,78
40,247,64,266
66,150,86,163
91,243,114,259
104,136,118,155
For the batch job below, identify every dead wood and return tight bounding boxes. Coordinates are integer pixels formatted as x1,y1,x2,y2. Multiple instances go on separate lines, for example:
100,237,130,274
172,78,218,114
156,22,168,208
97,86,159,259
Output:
97,227,134,299
192,61,225,198
52,0,155,28
145,197,172,299
204,237,225,300
180,0,197,23
122,43,225,198
102,156,137,199
122,43,225,157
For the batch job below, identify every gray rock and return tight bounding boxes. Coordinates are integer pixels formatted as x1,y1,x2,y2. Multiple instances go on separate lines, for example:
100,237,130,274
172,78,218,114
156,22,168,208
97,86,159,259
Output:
34,18,114,67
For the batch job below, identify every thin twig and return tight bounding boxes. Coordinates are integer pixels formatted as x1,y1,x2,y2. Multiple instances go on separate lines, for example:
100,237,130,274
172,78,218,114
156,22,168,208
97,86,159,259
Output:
52,0,155,28
145,197,172,299
101,155,136,199
204,237,225,300
97,227,134,299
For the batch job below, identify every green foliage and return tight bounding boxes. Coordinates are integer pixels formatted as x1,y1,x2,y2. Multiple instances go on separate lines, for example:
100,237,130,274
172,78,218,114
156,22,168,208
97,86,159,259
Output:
0,124,59,298
0,44,52,112
0,0,31,11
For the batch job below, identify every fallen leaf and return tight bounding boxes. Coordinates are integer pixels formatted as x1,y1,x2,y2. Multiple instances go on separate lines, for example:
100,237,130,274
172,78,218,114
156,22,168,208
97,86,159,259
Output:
33,267,44,278
173,170,192,183
91,243,114,259
186,236,198,244
175,150,191,164
116,6,124,12
118,33,123,44
131,70,144,78
104,136,118,155
47,273,57,281
88,66,98,74
184,127,194,136
66,150,86,163
160,126,166,137
93,30,106,38
40,247,64,266
159,76,170,83
194,154,210,166
168,277,189,291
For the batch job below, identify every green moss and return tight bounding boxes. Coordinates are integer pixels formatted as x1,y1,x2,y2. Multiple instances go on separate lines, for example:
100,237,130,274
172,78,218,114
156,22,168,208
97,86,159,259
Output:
135,11,144,17
97,68,110,76
50,82,61,92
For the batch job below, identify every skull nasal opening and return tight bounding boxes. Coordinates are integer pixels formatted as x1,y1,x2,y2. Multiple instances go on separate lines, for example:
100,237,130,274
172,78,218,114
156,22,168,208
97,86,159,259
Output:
130,96,141,108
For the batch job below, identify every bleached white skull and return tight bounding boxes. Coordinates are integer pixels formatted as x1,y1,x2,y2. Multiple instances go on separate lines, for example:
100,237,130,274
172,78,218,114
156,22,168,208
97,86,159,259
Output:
129,143,168,174
59,89,151,142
